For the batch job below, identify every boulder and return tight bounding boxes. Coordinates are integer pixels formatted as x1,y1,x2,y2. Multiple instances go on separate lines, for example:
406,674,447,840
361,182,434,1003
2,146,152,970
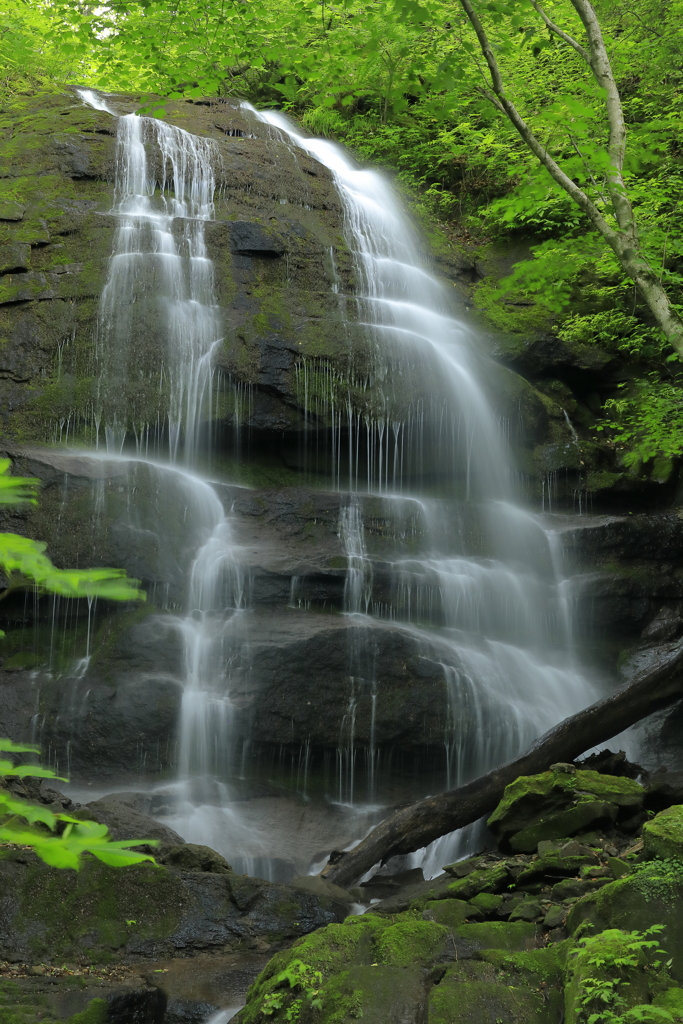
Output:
487,767,645,852
77,795,186,849
0,850,351,964
160,844,230,873
642,805,683,861
645,772,683,812
563,929,652,1024
567,870,683,983
429,957,562,1024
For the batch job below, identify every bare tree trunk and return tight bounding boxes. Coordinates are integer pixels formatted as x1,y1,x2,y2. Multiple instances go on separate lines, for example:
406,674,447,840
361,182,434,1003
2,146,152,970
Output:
323,641,683,889
456,0,683,358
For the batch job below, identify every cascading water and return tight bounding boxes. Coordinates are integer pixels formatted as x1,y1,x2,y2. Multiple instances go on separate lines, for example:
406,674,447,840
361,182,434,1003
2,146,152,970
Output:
75,90,264,871
78,91,221,462
63,89,599,883
246,106,597,868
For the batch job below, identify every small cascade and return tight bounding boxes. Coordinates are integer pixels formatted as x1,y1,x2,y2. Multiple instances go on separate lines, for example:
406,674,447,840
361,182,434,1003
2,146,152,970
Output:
78,89,222,463
337,499,378,802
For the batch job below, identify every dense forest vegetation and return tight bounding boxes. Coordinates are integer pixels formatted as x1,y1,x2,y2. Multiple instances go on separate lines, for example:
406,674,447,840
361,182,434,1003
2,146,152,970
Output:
3,0,683,469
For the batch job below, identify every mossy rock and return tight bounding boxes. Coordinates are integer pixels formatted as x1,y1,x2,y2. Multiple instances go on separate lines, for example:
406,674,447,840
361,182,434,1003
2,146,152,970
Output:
428,959,562,1024
517,851,597,884
487,768,644,849
510,802,619,854
452,920,540,955
643,805,683,861
653,987,683,1014
479,941,573,985
317,965,424,1024
376,919,449,967
469,892,503,915
566,869,683,983
445,862,511,900
422,899,482,928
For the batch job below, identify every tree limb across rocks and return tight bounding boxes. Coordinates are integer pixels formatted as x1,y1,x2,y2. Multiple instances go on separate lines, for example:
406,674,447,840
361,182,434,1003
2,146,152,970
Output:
323,641,683,889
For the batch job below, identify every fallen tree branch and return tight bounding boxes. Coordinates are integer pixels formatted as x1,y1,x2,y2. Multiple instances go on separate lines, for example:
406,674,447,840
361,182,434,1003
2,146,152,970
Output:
323,641,683,888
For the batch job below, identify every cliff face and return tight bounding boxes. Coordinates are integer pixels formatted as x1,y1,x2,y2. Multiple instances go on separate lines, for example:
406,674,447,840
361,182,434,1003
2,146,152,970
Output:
1,89,682,875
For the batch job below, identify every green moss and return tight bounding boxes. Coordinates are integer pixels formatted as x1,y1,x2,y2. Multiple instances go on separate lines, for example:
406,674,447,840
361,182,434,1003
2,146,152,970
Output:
643,806,683,861
317,965,424,1024
2,856,183,961
488,769,644,851
428,960,559,1024
653,987,683,1013
422,899,480,929
479,941,573,982
517,851,596,883
453,920,539,952
473,276,555,335
469,892,503,915
510,802,619,854
66,1000,108,1024
376,918,448,967
3,651,45,670
444,863,511,901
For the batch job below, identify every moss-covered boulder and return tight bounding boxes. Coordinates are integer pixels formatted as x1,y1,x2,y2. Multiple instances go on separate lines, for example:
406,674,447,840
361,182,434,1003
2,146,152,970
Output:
0,850,350,964
487,767,645,852
643,805,683,861
428,958,562,1024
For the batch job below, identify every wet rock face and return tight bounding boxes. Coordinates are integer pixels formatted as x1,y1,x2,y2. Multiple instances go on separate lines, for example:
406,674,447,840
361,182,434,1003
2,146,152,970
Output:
3,449,683,783
0,88,577,484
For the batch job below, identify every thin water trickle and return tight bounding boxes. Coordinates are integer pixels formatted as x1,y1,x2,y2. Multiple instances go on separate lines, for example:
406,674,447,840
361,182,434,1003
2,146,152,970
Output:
78,89,222,464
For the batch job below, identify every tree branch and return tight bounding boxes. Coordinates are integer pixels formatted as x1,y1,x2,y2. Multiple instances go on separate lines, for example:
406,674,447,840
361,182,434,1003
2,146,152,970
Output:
458,0,618,246
527,0,590,63
568,0,631,233
455,0,683,356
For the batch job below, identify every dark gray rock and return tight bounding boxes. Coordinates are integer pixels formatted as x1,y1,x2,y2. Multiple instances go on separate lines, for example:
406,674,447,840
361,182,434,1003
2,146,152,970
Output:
78,795,186,848
645,770,683,812
228,220,285,257
161,844,231,873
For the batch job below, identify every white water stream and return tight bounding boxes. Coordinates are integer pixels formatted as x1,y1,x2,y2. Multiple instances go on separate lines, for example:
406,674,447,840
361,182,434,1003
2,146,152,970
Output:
245,106,597,868
70,90,597,880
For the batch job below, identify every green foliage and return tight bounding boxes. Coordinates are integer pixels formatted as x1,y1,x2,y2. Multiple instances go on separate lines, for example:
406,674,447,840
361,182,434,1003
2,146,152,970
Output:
630,860,683,905
558,312,665,358
0,741,157,869
0,460,148,869
596,378,683,467
0,460,144,618
571,926,676,1024
260,960,323,1020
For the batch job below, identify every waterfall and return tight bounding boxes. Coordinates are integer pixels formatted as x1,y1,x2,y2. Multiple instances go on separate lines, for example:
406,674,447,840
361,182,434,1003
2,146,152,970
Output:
76,90,261,871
